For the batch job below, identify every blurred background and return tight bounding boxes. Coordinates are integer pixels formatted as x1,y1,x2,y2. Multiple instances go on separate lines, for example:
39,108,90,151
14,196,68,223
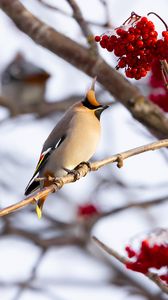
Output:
0,0,168,299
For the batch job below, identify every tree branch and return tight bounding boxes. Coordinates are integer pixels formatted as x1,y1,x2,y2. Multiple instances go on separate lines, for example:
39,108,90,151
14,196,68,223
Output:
1,0,168,138
92,236,168,294
0,139,168,217
0,94,81,117
37,0,110,28
0,88,109,118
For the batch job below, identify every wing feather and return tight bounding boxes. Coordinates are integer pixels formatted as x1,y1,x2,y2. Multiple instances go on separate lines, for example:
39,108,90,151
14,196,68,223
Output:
25,107,75,196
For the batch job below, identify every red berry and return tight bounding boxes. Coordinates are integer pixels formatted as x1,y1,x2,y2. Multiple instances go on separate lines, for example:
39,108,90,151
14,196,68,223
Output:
145,38,157,47
126,56,137,67
125,246,136,258
162,31,168,37
149,31,158,37
114,45,126,56
106,42,114,52
100,40,106,48
136,40,144,48
142,33,149,40
136,22,143,30
135,73,142,80
77,203,99,217
127,44,134,52
140,17,148,24
125,68,134,78
102,34,109,41
116,28,127,37
141,27,150,34
138,49,145,56
95,35,100,42
109,35,117,43
131,68,138,75
162,31,168,43
140,68,147,77
146,21,155,31
134,28,141,35
145,64,151,71
118,57,127,68
127,34,135,42
128,27,135,34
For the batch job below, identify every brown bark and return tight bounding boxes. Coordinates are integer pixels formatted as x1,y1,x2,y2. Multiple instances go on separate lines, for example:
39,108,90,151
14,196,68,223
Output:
0,0,168,138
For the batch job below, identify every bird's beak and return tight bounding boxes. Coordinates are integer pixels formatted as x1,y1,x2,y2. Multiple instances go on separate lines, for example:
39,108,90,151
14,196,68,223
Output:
102,105,109,111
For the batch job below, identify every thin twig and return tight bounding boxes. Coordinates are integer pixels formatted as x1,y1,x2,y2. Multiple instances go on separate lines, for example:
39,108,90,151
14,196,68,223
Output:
0,139,168,217
66,0,98,55
37,0,70,16
37,0,110,28
12,249,46,300
99,0,113,28
100,195,168,219
92,236,168,294
92,236,128,264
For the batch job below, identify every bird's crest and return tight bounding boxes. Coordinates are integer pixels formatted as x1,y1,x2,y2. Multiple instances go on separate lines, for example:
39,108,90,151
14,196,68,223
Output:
85,77,101,108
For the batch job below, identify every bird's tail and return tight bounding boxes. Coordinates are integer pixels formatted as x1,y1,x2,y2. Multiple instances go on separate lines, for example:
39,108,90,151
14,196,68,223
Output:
36,196,47,219
25,173,52,219
25,178,40,196
25,179,46,219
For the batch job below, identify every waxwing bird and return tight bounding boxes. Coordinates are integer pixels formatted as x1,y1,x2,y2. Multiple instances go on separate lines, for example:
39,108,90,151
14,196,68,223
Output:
2,52,50,115
25,78,109,218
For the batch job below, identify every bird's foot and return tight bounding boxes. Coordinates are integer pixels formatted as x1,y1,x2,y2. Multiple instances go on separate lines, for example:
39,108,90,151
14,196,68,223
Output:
63,162,91,180
63,167,81,181
46,175,57,183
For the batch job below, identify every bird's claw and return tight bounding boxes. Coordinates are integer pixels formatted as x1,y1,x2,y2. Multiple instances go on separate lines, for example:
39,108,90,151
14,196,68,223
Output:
63,168,81,180
63,162,91,180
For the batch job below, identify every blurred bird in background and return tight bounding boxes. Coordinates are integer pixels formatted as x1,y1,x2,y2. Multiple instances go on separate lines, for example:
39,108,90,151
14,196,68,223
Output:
1,52,50,116
25,78,109,218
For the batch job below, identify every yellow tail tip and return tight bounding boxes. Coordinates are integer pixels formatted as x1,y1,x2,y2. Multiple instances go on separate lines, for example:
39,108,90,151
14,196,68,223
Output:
36,205,42,219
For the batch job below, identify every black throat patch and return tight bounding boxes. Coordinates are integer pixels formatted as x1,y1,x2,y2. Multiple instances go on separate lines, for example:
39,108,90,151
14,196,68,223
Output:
82,97,101,110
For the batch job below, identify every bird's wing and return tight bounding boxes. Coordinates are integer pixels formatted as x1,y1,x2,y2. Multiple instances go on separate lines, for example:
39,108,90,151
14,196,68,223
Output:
42,108,74,152
25,109,74,195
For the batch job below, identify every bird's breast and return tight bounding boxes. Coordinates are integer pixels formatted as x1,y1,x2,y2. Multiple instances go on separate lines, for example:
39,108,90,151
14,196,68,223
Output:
59,112,101,169
41,111,101,177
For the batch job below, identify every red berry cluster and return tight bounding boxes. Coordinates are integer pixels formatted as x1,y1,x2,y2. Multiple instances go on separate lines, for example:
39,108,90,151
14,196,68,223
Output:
155,30,168,60
125,233,168,284
149,58,168,112
95,12,168,80
77,203,99,218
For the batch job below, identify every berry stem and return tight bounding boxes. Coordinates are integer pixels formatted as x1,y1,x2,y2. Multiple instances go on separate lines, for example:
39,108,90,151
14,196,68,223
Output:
147,12,168,30
123,11,141,25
